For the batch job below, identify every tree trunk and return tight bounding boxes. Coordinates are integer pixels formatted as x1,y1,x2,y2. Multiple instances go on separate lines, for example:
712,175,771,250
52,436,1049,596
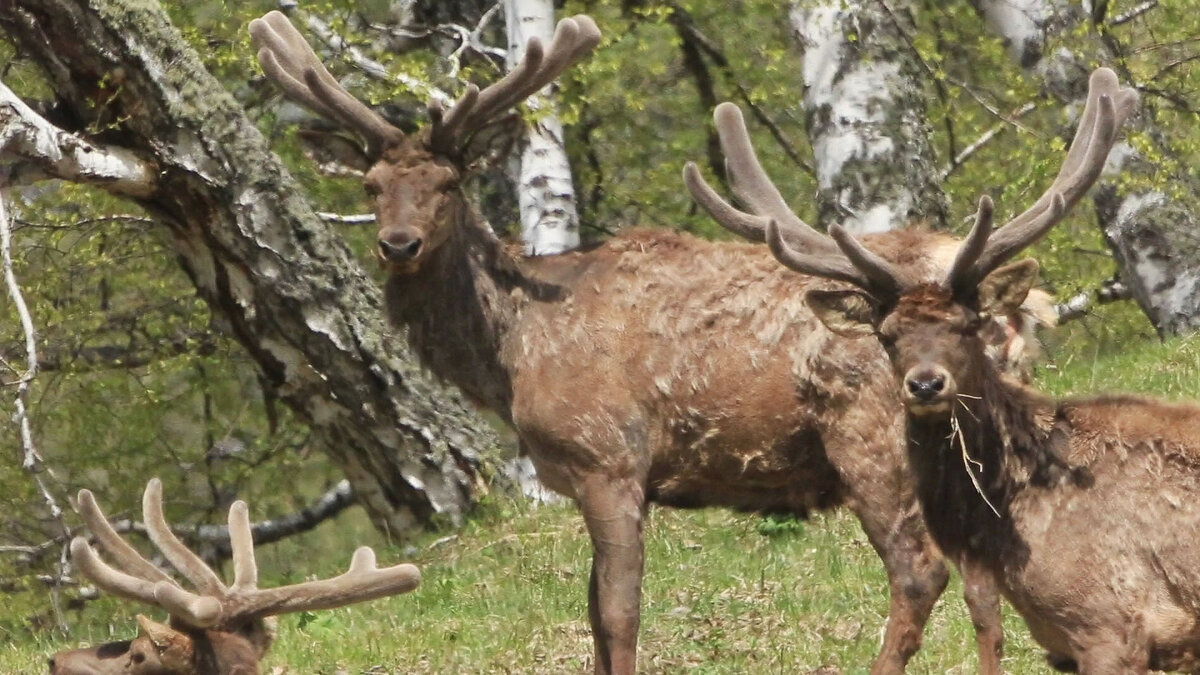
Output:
972,0,1199,335
0,0,508,535
505,0,582,254
789,0,947,234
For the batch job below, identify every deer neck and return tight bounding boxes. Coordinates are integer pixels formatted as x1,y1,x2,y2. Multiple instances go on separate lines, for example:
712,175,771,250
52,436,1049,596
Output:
904,361,1062,563
383,202,523,416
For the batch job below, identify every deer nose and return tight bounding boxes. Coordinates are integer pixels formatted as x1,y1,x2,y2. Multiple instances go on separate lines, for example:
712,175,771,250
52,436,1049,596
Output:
903,366,953,404
46,657,55,673
907,376,945,401
378,233,423,262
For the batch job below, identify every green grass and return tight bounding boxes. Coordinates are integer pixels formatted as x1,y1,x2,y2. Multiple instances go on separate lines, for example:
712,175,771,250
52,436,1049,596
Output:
2,503,1048,674
8,334,1200,673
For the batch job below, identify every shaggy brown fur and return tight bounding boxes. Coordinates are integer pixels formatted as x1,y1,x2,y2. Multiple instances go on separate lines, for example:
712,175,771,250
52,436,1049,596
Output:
247,11,1042,672
379,174,1032,673
50,617,264,675
817,267,1200,673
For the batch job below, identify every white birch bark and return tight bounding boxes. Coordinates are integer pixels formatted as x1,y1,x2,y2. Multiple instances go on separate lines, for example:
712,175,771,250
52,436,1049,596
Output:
970,0,1061,67
974,0,1200,334
790,0,946,235
505,0,581,254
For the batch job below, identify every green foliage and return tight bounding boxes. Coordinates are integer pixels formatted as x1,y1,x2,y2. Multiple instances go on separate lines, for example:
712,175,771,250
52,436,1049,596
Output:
3,0,1200,665
754,512,805,538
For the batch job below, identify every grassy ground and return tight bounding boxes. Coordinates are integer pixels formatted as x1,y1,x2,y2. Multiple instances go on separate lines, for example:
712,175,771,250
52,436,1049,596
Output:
8,334,1200,673
3,503,1049,674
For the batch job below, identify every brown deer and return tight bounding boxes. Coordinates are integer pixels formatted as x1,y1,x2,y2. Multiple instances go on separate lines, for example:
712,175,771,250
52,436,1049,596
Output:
708,69,1200,673
49,479,420,674
248,10,1051,673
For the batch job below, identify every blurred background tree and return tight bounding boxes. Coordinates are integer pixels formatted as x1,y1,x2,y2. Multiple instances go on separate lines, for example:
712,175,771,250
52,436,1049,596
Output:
0,0,1196,640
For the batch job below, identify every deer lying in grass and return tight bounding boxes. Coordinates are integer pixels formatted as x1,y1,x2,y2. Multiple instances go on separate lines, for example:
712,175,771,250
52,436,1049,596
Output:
49,479,420,674
709,69,1198,673
249,11,1055,673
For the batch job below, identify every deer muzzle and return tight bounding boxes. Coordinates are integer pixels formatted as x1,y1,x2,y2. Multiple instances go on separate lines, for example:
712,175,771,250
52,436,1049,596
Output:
902,365,956,415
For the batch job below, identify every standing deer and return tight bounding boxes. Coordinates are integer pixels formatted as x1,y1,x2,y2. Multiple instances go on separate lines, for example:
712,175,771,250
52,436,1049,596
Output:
49,479,420,674
249,11,1048,673
713,69,1200,673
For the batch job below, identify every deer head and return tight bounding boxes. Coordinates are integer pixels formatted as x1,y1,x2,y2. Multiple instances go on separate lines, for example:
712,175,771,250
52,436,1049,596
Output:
248,11,600,274
687,69,1138,416
49,479,420,674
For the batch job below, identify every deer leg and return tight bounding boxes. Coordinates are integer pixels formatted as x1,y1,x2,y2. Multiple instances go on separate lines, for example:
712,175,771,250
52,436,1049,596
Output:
959,555,1004,675
849,499,948,675
823,424,948,674
577,474,646,675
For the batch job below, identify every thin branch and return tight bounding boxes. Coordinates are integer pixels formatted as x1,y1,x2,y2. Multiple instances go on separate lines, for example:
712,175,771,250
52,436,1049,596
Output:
873,0,1036,135
0,193,72,630
372,2,507,71
0,81,158,195
35,330,219,373
304,15,452,105
1109,1,1157,27
939,102,1037,180
4,480,355,566
317,211,376,224
1054,278,1133,324
666,4,813,176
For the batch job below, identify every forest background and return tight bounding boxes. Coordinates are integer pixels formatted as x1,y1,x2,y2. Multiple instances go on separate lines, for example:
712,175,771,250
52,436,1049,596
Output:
2,0,1199,671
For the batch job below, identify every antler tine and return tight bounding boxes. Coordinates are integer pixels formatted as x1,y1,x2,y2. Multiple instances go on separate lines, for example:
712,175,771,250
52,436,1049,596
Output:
827,224,911,299
142,478,228,598
250,11,402,157
951,68,1137,289
942,195,995,293
72,484,225,628
218,546,420,620
77,488,173,585
228,500,258,592
764,221,888,292
70,537,224,627
433,15,601,154
712,103,835,251
682,162,774,241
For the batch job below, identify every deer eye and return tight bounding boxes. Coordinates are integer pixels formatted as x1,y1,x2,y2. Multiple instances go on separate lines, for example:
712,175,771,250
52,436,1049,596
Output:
363,182,381,197
131,651,146,664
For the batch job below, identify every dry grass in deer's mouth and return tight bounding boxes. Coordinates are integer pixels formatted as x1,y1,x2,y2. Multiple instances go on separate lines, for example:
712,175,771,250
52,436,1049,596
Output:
950,394,1001,518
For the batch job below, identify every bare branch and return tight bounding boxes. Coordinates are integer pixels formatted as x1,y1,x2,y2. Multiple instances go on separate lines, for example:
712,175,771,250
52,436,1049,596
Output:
1109,1,1157,27
940,102,1037,181
1054,278,1133,324
667,4,812,176
303,15,452,105
316,211,376,225
4,480,356,566
0,81,158,195
0,193,72,630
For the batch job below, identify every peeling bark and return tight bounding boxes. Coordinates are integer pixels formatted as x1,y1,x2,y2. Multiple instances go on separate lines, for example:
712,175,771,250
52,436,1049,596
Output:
789,0,947,234
0,0,508,535
505,0,581,254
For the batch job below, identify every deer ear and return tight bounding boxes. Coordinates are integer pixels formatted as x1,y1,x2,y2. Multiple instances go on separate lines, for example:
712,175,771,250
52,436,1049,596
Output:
136,614,194,668
806,289,879,338
978,259,1040,316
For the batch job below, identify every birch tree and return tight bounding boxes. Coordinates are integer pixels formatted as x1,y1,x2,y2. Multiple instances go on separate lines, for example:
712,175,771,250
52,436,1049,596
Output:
505,0,583,254
789,0,947,234
972,0,1200,334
